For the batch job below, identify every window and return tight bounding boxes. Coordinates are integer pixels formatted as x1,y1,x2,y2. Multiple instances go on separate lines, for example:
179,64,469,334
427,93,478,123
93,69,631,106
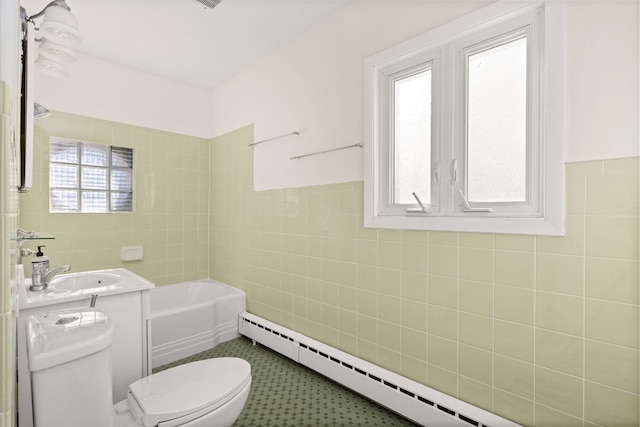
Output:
364,1,565,235
49,138,134,213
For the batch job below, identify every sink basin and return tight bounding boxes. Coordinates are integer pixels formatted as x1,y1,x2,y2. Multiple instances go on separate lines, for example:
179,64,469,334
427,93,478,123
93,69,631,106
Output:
48,271,122,292
19,267,155,310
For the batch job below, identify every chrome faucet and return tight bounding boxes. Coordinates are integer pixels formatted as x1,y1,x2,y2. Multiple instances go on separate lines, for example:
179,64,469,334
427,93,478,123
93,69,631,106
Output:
43,265,71,286
30,265,71,291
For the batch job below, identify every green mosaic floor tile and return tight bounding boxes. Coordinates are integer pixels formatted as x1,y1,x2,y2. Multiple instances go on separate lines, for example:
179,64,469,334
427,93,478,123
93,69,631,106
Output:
155,336,420,427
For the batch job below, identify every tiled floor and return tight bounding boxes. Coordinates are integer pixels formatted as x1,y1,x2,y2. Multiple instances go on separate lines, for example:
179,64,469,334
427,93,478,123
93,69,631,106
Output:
155,336,420,426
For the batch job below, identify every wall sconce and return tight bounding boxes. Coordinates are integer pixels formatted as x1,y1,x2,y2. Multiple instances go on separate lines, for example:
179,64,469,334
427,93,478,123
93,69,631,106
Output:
21,0,81,78
18,1,79,192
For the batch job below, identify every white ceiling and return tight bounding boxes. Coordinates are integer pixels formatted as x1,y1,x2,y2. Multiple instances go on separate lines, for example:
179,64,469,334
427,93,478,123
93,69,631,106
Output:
21,0,352,89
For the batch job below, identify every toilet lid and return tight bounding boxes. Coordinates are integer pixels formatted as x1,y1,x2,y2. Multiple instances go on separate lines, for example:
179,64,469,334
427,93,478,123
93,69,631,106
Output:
129,357,251,426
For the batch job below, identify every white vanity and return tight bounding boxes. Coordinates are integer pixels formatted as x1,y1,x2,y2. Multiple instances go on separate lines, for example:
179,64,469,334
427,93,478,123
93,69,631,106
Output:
16,267,154,427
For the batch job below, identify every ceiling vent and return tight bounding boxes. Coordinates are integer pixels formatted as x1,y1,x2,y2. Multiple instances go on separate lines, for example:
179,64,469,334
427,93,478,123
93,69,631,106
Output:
193,0,222,10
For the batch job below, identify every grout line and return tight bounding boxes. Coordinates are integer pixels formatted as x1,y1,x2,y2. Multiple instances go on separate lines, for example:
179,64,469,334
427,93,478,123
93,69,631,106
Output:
581,173,588,424
491,232,496,412
532,233,537,426
455,231,460,398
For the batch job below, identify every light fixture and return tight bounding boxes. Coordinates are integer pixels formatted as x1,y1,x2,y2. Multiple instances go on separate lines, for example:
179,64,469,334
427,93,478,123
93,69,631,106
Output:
37,4,81,46
35,58,69,78
21,0,81,79
34,103,51,119
39,40,77,63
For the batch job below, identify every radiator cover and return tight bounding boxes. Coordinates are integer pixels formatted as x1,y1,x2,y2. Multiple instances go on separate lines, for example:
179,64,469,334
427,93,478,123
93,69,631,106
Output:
238,311,520,427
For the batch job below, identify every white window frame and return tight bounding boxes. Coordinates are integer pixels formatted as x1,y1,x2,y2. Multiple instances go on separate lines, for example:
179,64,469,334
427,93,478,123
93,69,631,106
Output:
364,1,565,235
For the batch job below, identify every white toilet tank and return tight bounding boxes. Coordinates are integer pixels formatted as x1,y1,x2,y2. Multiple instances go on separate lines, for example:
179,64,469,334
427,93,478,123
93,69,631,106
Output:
26,308,115,427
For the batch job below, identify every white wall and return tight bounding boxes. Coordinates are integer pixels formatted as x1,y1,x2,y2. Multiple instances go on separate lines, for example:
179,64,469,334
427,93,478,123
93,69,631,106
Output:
34,54,211,139
32,1,639,188
210,0,639,191
565,0,639,163
0,0,20,112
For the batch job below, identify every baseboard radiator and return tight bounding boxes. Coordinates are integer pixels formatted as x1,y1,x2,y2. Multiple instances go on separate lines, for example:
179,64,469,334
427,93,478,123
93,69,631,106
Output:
238,312,520,427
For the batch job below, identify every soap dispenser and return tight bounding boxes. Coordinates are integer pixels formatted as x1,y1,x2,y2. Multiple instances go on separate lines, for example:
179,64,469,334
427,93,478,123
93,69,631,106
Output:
30,246,49,291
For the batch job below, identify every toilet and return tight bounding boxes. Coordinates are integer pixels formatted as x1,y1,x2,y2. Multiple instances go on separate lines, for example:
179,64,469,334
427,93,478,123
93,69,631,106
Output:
26,308,251,427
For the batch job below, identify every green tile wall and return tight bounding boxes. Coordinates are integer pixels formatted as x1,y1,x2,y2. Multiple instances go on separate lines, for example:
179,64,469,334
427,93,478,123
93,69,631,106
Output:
15,115,639,426
18,112,209,285
210,124,640,427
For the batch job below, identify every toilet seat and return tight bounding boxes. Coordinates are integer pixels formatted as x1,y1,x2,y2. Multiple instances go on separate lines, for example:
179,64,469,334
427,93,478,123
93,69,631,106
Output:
126,358,251,427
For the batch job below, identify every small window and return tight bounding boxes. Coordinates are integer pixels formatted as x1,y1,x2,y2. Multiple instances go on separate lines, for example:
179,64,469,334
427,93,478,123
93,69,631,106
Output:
364,1,565,235
49,138,134,213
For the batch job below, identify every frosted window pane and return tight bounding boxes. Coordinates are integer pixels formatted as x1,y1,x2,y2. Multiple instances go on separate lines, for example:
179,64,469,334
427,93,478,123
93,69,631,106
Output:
50,164,78,188
81,167,108,190
112,147,133,168
82,144,108,166
394,68,431,205
82,191,108,212
50,190,78,211
50,141,78,164
111,169,132,191
467,36,527,203
111,192,133,212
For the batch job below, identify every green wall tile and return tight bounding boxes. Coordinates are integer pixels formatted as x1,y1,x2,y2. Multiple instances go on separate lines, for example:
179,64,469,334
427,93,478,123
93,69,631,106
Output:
536,253,584,296
586,216,639,260
428,245,458,277
537,215,585,256
459,247,493,282
458,344,492,385
401,355,427,384
427,304,457,339
585,339,639,394
378,267,401,296
402,299,428,332
401,242,428,273
587,172,639,215
495,250,534,288
458,312,492,351
494,355,534,400
427,364,458,397
534,404,583,427
401,270,428,302
494,234,534,252
535,367,583,418
585,381,639,427
586,257,639,303
378,320,401,349
585,299,639,348
428,275,458,309
536,329,583,376
427,334,457,372
536,291,583,336
494,389,534,427
377,294,401,323
401,327,427,360
459,279,493,317
495,285,533,325
458,376,493,412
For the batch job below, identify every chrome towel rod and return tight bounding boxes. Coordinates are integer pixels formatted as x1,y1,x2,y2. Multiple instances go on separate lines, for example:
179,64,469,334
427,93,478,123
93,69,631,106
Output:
249,131,300,147
290,143,363,160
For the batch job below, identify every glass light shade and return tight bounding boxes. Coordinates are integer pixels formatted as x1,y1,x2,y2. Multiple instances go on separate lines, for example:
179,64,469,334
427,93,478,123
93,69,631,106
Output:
34,103,51,119
39,40,76,63
35,56,69,78
39,5,81,46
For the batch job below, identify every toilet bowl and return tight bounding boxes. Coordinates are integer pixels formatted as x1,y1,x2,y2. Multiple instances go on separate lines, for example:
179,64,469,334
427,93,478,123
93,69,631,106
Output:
26,308,251,427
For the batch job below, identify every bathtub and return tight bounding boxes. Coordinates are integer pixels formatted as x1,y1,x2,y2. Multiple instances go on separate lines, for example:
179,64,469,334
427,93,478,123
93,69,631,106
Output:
149,279,246,368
